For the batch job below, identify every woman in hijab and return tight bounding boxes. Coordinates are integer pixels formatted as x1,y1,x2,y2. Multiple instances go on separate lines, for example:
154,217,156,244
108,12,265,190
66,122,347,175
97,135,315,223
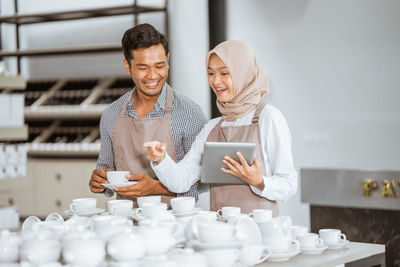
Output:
144,40,297,216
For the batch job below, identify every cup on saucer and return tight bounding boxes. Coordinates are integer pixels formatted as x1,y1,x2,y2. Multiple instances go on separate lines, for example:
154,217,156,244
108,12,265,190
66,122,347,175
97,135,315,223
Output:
262,235,300,254
298,233,324,248
69,198,96,213
171,197,195,214
137,195,161,208
318,229,346,245
107,171,130,184
249,209,272,224
108,200,133,217
216,206,241,221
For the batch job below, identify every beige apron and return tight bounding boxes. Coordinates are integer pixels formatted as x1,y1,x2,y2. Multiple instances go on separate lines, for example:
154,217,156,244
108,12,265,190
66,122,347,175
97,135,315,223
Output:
112,85,177,208
206,99,279,216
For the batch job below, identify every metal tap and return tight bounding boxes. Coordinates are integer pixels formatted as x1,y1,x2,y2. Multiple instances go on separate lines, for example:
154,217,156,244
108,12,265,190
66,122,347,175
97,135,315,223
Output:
381,179,396,198
362,179,378,197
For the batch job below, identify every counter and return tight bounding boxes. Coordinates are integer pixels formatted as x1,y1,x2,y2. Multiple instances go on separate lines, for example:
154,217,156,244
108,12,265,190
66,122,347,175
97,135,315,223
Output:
258,242,385,267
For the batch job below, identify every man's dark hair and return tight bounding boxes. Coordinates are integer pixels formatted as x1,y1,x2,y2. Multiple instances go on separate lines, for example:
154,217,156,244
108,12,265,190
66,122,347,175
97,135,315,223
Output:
121,23,169,63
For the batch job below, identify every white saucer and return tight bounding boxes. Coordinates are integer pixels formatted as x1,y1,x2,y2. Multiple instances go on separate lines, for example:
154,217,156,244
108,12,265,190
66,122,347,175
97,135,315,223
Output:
187,239,244,250
301,245,328,255
172,207,202,217
64,208,105,217
268,247,300,262
101,181,138,190
327,239,349,249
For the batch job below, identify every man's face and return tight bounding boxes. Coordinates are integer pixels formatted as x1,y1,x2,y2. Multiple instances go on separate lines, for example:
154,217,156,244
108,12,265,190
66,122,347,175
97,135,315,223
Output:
123,43,169,97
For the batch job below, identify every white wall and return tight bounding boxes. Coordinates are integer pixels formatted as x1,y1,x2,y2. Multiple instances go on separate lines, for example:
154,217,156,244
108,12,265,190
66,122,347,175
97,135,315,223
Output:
226,0,400,227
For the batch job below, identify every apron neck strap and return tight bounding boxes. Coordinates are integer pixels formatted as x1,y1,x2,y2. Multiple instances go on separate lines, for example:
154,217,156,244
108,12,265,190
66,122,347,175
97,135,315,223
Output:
252,97,267,124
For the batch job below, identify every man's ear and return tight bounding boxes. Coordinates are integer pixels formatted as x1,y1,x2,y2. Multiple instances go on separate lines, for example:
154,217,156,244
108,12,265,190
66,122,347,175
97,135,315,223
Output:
123,58,131,75
166,53,170,69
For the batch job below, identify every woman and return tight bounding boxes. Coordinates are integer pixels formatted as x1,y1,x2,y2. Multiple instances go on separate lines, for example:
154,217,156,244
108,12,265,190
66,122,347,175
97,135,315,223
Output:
145,40,297,215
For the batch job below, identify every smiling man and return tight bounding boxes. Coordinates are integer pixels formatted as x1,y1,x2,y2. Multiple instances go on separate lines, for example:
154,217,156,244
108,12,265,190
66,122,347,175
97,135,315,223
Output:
90,23,207,206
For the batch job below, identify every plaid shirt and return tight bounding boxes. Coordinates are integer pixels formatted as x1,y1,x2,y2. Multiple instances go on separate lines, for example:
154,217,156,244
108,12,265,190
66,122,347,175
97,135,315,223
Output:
96,84,207,200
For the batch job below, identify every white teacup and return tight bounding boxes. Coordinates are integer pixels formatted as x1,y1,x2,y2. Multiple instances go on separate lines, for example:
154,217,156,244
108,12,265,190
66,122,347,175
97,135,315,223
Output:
137,195,161,208
171,197,195,214
107,171,130,184
198,222,236,243
216,206,241,221
202,248,239,267
291,225,308,239
319,229,346,245
107,200,133,217
249,209,272,224
258,216,292,237
135,203,167,220
298,233,324,248
69,198,96,213
239,244,271,266
226,214,249,225
187,214,214,240
262,235,300,254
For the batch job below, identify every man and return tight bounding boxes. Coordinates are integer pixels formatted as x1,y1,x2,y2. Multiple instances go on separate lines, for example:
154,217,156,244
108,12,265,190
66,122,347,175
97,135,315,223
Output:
90,23,207,205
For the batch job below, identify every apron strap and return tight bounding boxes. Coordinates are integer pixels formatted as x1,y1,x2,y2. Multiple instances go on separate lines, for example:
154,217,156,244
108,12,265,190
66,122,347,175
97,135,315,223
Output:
119,90,132,116
252,97,268,124
164,84,174,118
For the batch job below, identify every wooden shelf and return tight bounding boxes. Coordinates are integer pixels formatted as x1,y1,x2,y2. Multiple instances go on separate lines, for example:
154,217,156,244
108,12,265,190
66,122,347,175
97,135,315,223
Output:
24,104,108,120
0,4,166,25
0,75,26,90
0,125,28,141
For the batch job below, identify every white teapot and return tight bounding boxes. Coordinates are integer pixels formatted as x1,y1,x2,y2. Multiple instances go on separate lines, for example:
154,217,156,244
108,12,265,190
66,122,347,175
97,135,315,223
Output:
138,221,176,255
107,229,146,261
0,230,20,263
20,238,61,264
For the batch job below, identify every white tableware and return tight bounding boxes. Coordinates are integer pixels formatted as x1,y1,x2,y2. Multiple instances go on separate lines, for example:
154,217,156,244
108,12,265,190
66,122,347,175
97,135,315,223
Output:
45,212,64,223
291,225,308,239
107,231,146,261
142,254,175,267
21,239,61,264
137,195,161,208
64,208,104,217
327,239,349,250
267,246,301,262
319,229,347,245
108,260,143,267
169,248,208,267
226,214,249,225
187,239,243,250
63,238,105,266
107,200,133,217
258,215,292,237
202,248,239,267
0,230,20,263
234,216,262,244
249,209,272,224
139,225,176,255
239,244,271,266
301,244,328,255
92,215,132,241
171,197,195,214
186,213,214,241
298,233,324,248
102,181,137,190
172,207,202,217
21,216,41,232
198,222,237,243
107,171,130,184
69,198,97,213
135,203,168,220
216,207,241,221
263,235,300,254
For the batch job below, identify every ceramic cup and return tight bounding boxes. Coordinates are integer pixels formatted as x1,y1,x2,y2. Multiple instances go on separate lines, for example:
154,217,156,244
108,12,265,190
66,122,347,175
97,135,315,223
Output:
107,171,130,184
239,244,271,266
262,235,300,254
135,203,168,220
216,206,241,221
107,200,133,217
69,198,96,213
171,197,195,214
319,229,346,245
258,215,292,237
198,222,236,243
137,195,161,208
291,225,308,239
298,233,324,248
249,209,272,224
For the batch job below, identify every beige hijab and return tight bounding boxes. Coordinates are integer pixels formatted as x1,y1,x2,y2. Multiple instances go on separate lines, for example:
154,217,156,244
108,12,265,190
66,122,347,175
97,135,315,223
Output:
206,40,269,122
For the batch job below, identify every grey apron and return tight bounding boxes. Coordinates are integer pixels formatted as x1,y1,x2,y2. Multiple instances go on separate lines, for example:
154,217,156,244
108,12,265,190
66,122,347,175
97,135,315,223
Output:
206,98,279,216
112,85,177,208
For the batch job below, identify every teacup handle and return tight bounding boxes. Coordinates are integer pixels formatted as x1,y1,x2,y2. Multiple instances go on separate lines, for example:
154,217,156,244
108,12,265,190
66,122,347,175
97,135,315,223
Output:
69,203,77,212
340,233,347,241
291,239,300,251
249,212,254,218
216,209,223,217
316,238,324,247
257,246,272,264
135,208,145,219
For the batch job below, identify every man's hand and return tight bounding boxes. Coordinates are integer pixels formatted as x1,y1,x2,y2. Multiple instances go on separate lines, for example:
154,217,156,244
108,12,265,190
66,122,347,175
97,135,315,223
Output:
115,173,175,198
221,152,265,191
144,141,166,164
90,168,111,193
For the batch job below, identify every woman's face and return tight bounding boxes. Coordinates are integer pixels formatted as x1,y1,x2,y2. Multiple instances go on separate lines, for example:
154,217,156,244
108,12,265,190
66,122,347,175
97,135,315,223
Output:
207,54,234,103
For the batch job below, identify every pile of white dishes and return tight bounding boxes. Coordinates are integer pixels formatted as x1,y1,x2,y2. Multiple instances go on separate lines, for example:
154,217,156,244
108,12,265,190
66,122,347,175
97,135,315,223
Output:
258,215,301,262
64,198,104,216
319,228,349,249
297,232,328,255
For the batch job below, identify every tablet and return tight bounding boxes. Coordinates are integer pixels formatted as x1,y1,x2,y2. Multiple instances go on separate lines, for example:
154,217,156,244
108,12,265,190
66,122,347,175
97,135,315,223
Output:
201,142,257,184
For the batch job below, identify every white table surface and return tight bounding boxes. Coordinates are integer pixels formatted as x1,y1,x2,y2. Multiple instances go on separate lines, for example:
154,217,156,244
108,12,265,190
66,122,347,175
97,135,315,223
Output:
257,242,385,267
